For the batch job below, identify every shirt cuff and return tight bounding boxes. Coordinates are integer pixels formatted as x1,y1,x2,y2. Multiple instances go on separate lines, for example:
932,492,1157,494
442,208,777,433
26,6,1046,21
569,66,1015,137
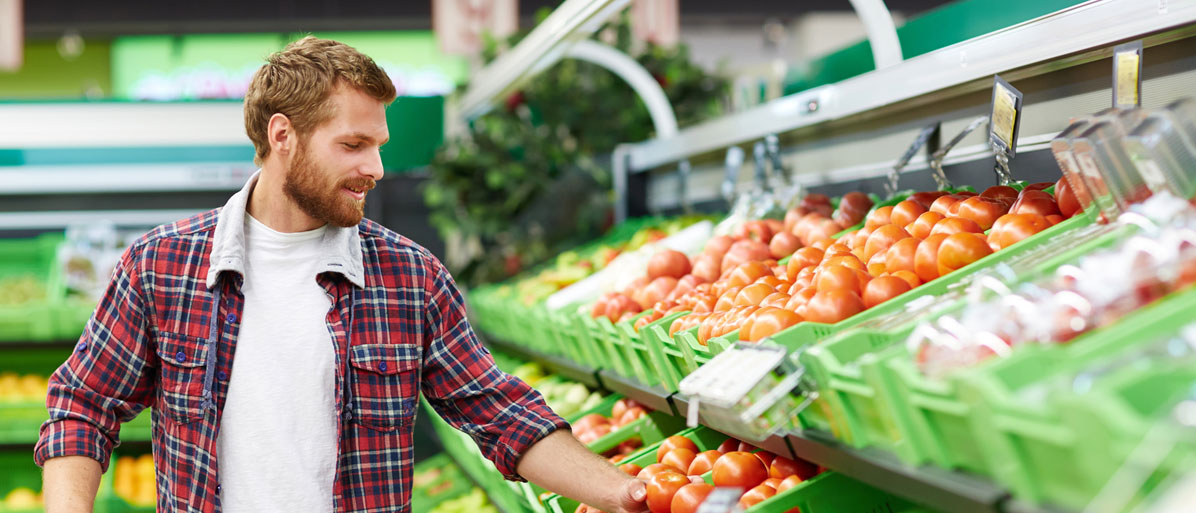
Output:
496,414,572,482
34,418,115,473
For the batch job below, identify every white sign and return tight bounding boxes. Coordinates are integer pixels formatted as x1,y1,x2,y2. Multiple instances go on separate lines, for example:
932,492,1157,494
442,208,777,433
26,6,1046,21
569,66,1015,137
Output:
631,0,679,47
433,0,518,57
0,0,21,71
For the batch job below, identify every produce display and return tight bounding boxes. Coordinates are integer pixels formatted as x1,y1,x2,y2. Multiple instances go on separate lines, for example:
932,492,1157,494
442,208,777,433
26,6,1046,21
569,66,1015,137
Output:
0,277,45,306
428,488,500,513
0,487,41,511
0,373,48,403
112,454,156,507
573,397,649,446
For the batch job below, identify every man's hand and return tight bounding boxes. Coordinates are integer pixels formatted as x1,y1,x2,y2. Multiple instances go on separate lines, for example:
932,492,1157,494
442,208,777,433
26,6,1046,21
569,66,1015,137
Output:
611,477,648,513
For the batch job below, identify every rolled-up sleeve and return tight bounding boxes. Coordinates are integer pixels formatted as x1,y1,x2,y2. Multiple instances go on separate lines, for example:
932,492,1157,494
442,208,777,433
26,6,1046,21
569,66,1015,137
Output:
35,247,156,473
421,264,568,481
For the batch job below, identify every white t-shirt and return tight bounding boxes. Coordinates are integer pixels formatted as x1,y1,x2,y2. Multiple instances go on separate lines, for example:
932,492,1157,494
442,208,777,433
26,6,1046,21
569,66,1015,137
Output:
217,215,337,512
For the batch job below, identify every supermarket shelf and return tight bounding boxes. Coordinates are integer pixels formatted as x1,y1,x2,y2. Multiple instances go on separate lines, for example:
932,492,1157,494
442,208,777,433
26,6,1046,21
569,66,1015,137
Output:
667,393,793,460
483,335,602,389
786,429,1009,513
450,457,522,513
595,369,674,416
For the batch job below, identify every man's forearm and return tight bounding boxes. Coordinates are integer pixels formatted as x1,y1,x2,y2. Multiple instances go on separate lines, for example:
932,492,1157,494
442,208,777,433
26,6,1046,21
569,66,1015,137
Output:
516,430,638,512
43,456,102,513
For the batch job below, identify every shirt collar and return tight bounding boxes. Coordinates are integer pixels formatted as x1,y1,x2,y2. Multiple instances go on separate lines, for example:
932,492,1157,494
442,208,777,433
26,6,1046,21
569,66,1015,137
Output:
205,170,366,290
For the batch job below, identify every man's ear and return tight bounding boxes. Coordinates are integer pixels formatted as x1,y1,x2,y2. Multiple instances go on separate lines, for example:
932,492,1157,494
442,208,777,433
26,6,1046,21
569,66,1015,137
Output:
267,113,294,157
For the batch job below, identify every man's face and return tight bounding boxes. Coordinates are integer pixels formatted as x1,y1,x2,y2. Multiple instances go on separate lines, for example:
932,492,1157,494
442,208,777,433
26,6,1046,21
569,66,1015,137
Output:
283,85,389,228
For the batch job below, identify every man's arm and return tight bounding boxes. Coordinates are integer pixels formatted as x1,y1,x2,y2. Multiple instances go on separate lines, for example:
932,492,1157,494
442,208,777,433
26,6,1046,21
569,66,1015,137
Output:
516,430,647,513
43,456,102,513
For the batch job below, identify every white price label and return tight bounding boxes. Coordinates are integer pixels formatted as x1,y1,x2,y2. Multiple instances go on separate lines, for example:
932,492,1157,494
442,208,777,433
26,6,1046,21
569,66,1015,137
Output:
679,346,785,405
1135,158,1168,190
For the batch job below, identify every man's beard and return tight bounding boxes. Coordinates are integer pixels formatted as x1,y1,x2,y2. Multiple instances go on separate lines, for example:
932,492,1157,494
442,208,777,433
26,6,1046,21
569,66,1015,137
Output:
282,143,375,228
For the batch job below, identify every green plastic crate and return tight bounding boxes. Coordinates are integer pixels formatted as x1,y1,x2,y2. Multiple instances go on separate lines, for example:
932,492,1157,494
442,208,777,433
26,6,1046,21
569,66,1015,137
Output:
0,234,65,342
411,454,474,513
611,311,662,385
640,311,690,392
959,286,1196,509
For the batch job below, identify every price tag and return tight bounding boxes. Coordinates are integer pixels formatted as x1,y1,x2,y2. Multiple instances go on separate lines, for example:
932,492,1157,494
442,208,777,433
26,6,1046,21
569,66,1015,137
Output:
695,487,745,513
1113,40,1143,109
989,75,1024,157
678,345,787,406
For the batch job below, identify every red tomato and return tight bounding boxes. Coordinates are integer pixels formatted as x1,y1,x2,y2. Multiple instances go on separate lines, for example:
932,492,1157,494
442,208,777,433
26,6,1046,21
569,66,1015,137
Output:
785,247,825,281
907,211,944,240
717,438,740,454
775,475,805,493
936,233,993,276
755,452,776,468
638,463,684,480
930,217,984,237
713,451,770,489
803,218,844,246
738,484,778,509
784,207,809,233
864,206,894,230
823,254,866,273
657,436,700,463
618,462,643,476
735,220,775,244
691,254,722,283
617,406,647,427
889,200,928,229
863,276,913,308
929,194,965,216
638,277,680,310
955,196,1009,231
914,234,949,282
884,237,920,275
815,265,865,295
760,292,791,308
748,308,803,342
1046,214,1064,225
770,456,820,480
1055,177,1081,218
762,478,783,489
572,413,609,435
770,231,802,259
804,289,865,324
726,261,773,288
784,287,817,312
687,450,722,476
908,190,950,209
735,282,776,307
670,483,715,513
890,270,922,289
1010,189,1061,217
864,224,912,261
646,470,690,513
979,185,1019,206
648,249,692,280
866,251,888,278
737,442,759,453
1024,182,1054,191
662,448,698,473
988,213,1051,250
704,235,734,260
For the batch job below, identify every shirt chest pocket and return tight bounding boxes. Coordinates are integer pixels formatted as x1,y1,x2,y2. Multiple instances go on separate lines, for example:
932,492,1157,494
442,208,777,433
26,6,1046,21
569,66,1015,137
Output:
348,343,421,431
156,332,211,424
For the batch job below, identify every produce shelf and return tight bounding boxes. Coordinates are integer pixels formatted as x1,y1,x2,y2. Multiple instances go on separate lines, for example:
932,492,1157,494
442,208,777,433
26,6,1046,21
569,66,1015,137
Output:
480,327,1080,513
484,335,602,389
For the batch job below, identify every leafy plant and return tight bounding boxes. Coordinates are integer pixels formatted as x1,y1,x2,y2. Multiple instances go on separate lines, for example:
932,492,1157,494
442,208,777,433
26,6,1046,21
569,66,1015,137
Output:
425,10,728,286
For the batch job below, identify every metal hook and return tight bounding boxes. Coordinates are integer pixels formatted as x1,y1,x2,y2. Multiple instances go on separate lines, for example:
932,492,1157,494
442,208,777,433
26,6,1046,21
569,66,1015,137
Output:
929,116,988,190
677,159,693,214
723,146,745,206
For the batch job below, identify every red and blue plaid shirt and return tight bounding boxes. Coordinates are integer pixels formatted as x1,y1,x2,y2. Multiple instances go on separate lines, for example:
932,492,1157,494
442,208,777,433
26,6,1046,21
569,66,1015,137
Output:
35,174,567,512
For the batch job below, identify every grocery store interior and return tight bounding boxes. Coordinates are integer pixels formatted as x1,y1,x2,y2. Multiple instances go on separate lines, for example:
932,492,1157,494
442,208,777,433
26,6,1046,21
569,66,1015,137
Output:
4,0,1196,512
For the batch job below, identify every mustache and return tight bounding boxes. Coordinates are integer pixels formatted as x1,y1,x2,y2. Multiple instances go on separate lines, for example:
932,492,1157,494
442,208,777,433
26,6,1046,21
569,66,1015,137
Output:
340,178,376,192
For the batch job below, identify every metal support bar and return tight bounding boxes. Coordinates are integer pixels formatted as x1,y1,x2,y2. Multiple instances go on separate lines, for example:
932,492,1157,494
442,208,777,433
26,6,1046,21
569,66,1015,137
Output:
566,40,679,140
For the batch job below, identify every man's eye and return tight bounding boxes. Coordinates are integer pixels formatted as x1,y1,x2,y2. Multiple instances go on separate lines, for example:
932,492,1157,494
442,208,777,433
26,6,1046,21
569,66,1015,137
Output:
343,143,360,150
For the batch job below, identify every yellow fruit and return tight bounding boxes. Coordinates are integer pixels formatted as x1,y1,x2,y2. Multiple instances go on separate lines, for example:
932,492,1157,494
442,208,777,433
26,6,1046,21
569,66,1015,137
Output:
5,487,38,509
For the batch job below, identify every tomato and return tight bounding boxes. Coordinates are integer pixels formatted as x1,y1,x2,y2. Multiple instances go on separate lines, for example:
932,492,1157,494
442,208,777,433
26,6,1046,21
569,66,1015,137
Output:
572,413,609,435
914,234,949,282
670,483,715,513
734,282,775,307
784,207,809,233
908,190,950,209
936,232,993,276
755,275,784,289
617,406,646,426
815,265,865,295
662,448,698,472
824,241,855,258
722,240,773,273
638,463,684,480
760,292,791,308
735,220,775,244
979,185,1019,206
775,475,805,493
770,455,819,480
864,224,912,261
648,249,692,280
890,270,922,289
1010,189,1061,217
1055,177,1081,218
611,398,637,423
658,435,700,463
1024,182,1054,191
748,308,802,342
738,484,777,509
639,277,680,310
786,247,825,280
988,213,1051,250
737,441,759,453
714,286,743,312
834,191,874,228
930,217,983,237
810,238,832,251
803,218,844,246
929,194,964,216
717,438,740,454
1046,214,1064,225
769,231,802,260
687,450,722,476
884,237,920,275
866,251,888,277
863,276,913,308
755,452,776,468
792,213,825,243
856,206,888,230
691,255,722,283
823,254,866,272
704,235,734,259
576,423,612,444
784,287,817,312
618,462,643,476
890,200,928,229
848,227,872,251
713,451,770,489
802,193,832,209
804,289,865,324
646,470,690,513
955,196,1009,231
907,211,944,240
726,261,773,288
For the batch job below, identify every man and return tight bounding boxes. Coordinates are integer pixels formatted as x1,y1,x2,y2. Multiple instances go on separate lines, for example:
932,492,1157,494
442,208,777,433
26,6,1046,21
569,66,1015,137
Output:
37,36,650,513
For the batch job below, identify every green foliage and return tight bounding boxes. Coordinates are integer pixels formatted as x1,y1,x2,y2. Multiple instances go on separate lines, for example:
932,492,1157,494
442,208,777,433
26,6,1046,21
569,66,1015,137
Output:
425,11,728,286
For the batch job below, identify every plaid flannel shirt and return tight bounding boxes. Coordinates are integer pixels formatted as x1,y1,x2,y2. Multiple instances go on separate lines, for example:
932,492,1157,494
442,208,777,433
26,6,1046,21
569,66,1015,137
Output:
35,173,567,512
